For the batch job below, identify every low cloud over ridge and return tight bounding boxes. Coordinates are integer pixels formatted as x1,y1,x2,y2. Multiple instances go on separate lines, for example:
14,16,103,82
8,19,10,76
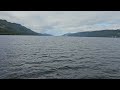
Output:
0,11,120,35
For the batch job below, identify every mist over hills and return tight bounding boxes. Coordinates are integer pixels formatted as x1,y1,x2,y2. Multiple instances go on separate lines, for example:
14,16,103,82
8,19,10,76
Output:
0,19,52,36
1,19,120,37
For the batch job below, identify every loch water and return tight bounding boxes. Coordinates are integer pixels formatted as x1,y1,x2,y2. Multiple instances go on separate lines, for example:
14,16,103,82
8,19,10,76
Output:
0,35,120,79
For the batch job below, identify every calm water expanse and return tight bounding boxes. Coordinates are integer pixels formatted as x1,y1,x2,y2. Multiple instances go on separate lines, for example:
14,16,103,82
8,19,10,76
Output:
0,35,120,79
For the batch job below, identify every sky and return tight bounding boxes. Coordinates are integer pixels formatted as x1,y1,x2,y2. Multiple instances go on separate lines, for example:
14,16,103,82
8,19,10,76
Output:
0,11,120,36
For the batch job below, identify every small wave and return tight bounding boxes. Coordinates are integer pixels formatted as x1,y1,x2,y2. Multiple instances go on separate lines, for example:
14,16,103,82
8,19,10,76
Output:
21,69,56,78
75,56,94,60
25,60,59,65
57,65,90,71
41,54,50,57
11,63,25,67
103,69,119,74
51,59,74,63
60,56,69,58
81,75,109,79
101,57,120,59
2,68,57,79
25,61,43,64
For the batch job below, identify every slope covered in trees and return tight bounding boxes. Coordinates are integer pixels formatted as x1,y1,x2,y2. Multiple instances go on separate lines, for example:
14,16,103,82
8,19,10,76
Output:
0,19,52,36
63,30,120,37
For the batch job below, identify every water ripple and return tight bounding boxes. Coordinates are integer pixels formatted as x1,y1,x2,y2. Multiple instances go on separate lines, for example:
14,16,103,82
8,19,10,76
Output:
1,36,120,79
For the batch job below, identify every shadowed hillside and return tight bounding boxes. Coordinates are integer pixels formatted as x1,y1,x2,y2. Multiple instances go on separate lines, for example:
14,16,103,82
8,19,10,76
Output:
63,30,120,37
0,19,52,36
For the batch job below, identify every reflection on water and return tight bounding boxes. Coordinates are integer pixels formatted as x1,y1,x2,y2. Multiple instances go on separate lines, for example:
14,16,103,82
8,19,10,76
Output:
0,35,120,79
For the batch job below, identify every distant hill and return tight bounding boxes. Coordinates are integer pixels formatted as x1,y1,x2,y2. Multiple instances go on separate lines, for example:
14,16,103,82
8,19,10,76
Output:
63,30,120,37
38,33,53,36
0,19,52,36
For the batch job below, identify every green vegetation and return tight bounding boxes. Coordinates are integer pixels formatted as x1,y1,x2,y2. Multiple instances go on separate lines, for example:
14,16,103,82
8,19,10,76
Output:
63,30,120,37
2,19,120,37
0,19,52,36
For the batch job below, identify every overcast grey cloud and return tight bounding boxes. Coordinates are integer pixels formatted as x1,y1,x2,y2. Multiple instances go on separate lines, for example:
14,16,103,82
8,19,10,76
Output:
0,11,120,35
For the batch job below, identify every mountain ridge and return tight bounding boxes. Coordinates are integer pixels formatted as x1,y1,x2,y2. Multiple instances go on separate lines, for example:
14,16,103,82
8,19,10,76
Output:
63,30,120,37
0,19,52,36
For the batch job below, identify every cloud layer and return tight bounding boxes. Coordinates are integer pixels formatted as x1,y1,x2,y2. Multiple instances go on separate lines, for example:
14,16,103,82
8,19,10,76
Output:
0,11,120,35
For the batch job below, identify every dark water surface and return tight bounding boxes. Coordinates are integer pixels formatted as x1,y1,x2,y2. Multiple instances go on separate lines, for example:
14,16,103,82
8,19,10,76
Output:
0,35,120,79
